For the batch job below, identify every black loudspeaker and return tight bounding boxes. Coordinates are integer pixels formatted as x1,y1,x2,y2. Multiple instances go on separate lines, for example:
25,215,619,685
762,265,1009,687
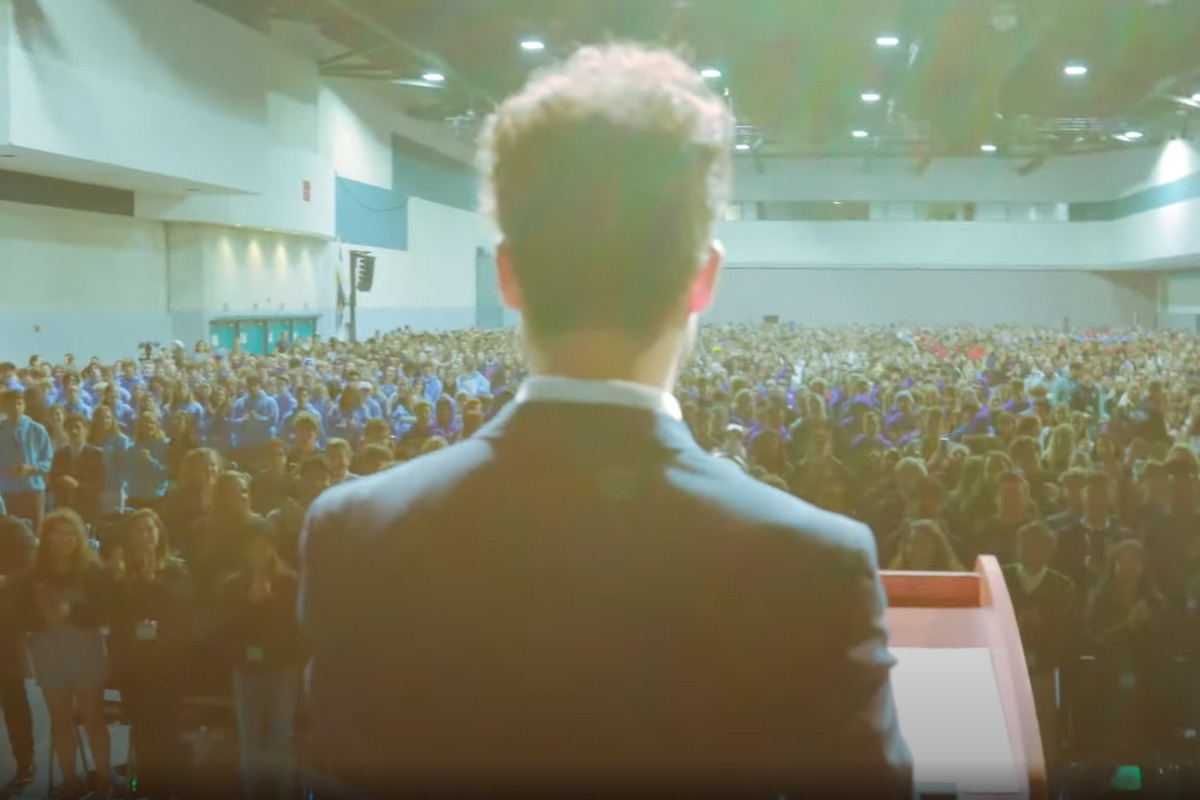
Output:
353,251,376,292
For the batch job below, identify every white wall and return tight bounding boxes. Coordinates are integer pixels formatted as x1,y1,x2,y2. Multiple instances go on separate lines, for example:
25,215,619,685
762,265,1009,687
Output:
352,197,494,333
165,223,336,345
708,267,1157,329
133,20,334,238
716,220,1118,270
318,78,475,190
5,0,267,192
735,142,1200,204
0,201,169,361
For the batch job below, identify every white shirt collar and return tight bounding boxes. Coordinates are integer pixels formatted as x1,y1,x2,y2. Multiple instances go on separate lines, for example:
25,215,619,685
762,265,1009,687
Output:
515,375,682,421
1016,563,1048,594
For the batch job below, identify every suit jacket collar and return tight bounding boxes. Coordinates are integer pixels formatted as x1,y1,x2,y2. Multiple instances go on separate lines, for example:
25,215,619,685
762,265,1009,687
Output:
478,399,700,456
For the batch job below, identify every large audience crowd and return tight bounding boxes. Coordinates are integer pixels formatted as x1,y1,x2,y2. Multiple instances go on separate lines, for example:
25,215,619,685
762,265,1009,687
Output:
1,321,1200,797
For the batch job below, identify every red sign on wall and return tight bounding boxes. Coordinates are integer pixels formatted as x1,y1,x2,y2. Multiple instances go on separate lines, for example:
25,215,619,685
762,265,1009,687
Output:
302,180,311,202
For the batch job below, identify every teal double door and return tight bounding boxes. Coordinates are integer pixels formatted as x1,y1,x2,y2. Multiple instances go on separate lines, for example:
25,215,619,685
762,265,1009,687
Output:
209,316,318,355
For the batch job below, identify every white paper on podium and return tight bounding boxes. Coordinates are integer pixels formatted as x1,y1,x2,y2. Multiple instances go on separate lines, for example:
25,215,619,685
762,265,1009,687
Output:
890,647,1020,795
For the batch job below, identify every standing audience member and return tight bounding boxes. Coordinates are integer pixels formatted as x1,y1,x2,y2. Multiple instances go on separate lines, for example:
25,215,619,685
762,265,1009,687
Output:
158,448,220,558
106,509,191,800
20,510,112,800
0,390,54,533
887,520,964,571
126,412,170,509
219,517,304,800
49,414,107,527
87,404,131,514
0,514,35,788
1083,539,1167,778
1003,521,1077,771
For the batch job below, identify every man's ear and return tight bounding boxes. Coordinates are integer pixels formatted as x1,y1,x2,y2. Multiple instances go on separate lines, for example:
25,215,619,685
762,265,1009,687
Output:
687,240,724,314
496,243,524,311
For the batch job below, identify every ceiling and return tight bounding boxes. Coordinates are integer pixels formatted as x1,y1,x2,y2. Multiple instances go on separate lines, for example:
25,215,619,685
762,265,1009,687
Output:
275,0,1200,159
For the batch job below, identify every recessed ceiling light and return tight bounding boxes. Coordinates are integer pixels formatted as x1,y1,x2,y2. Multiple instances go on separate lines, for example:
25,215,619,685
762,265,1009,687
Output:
1123,131,1143,140
734,143,750,151
876,35,900,47
1192,92,1200,104
520,40,545,51
422,72,446,83
861,91,882,103
852,129,869,139
980,143,997,152
700,68,722,79
833,201,843,205
1063,64,1088,77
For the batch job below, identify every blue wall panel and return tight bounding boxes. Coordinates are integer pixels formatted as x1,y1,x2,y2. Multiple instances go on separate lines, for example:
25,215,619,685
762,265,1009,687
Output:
334,177,408,250
1069,169,1200,221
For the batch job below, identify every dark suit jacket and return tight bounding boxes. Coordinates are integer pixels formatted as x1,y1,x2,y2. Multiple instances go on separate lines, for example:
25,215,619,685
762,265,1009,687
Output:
48,444,106,524
299,401,912,799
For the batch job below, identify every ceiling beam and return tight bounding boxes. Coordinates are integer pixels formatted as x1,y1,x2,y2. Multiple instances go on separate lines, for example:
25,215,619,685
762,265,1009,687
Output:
309,0,493,103
319,40,405,72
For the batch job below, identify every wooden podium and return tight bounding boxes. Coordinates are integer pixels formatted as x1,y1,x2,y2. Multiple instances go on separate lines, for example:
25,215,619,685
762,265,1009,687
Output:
881,556,1045,800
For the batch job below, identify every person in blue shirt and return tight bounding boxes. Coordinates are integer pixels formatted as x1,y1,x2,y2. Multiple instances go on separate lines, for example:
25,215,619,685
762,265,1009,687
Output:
419,363,442,404
324,386,368,449
116,359,145,398
279,386,323,445
97,383,137,435
388,395,416,439
232,377,279,458
0,364,20,392
165,382,205,432
126,411,169,508
86,403,132,513
357,382,385,419
0,390,54,532
456,365,491,399
55,382,93,421
272,376,296,422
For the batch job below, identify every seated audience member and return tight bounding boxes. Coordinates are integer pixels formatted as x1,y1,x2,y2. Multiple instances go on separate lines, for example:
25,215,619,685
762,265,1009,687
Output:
106,509,191,800
19,510,112,800
126,411,170,509
218,517,304,800
0,389,54,534
0,515,35,788
49,413,106,526
887,520,964,571
250,439,294,515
